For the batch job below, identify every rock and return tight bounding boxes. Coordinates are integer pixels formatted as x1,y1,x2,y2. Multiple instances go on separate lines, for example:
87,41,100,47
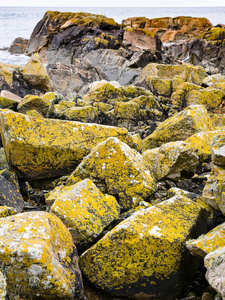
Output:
202,164,225,214
0,96,19,110
123,29,161,51
0,169,20,189
0,90,22,102
8,37,28,54
0,175,24,213
135,63,207,90
46,60,108,96
186,88,224,112
187,222,225,258
0,148,8,171
143,141,199,180
0,206,16,218
147,76,172,97
204,246,225,299
0,54,53,98
114,101,141,129
61,106,98,122
122,16,212,43
143,105,214,150
211,133,225,166
0,271,6,299
67,137,156,210
80,195,207,299
0,109,133,180
0,211,84,299
17,94,52,117
48,179,120,245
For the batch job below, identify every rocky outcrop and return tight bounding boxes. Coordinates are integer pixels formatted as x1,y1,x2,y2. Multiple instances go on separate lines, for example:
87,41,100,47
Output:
8,37,28,54
0,54,53,98
122,16,213,43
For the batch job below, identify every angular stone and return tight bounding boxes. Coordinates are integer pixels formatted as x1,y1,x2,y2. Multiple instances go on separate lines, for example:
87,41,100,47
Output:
61,106,98,122
187,222,225,258
0,97,19,110
80,195,207,299
0,175,24,213
0,206,16,218
68,137,156,210
0,211,84,299
143,141,199,180
202,165,225,214
204,246,225,299
0,148,8,171
17,94,52,117
0,90,22,101
143,105,214,150
49,179,120,245
147,76,172,97
123,29,160,51
211,133,225,166
0,110,132,180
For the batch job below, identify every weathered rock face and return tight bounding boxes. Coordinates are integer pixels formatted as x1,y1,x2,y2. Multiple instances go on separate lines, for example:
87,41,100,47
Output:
143,105,214,150
8,37,28,54
0,54,53,98
0,211,84,299
48,179,120,245
46,60,108,96
165,27,225,75
0,109,132,180
122,16,212,43
143,141,199,180
80,195,207,299
67,137,156,210
0,175,24,213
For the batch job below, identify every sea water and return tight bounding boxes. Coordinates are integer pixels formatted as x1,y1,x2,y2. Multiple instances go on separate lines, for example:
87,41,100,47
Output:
0,6,225,65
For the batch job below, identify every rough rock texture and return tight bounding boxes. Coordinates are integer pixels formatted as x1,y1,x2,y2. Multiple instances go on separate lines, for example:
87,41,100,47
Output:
143,105,214,150
80,195,207,299
122,16,212,43
143,141,199,180
17,94,52,117
0,206,16,218
46,60,108,96
8,37,28,54
135,63,207,90
0,211,84,299
187,222,225,258
67,137,156,210
204,246,225,300
211,133,225,166
0,175,24,213
0,54,53,98
49,179,120,245
0,148,8,170
0,110,132,180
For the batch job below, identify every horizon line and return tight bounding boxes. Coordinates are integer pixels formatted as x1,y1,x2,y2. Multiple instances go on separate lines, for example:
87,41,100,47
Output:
1,5,225,7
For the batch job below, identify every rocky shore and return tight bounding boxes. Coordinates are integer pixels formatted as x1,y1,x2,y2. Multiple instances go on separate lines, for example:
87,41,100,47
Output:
1,10,225,300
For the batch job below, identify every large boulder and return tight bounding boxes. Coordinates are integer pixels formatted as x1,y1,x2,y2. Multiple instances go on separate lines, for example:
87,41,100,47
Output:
142,141,199,180
0,211,84,299
0,54,52,98
67,137,156,210
80,195,207,299
0,110,132,180
143,105,214,150
48,179,120,245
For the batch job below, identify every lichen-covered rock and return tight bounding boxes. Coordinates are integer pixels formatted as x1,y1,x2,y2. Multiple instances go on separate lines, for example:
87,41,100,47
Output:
143,141,199,180
184,130,223,162
171,82,202,110
187,222,225,258
0,54,53,98
204,246,225,299
0,175,24,213
80,195,207,299
202,164,225,215
147,76,172,97
0,271,6,299
186,88,224,111
68,137,156,210
143,105,214,150
0,110,132,180
17,94,52,117
0,148,8,171
0,96,19,110
136,63,207,89
49,179,120,245
0,211,84,299
211,133,225,166
61,106,98,122
0,206,16,218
